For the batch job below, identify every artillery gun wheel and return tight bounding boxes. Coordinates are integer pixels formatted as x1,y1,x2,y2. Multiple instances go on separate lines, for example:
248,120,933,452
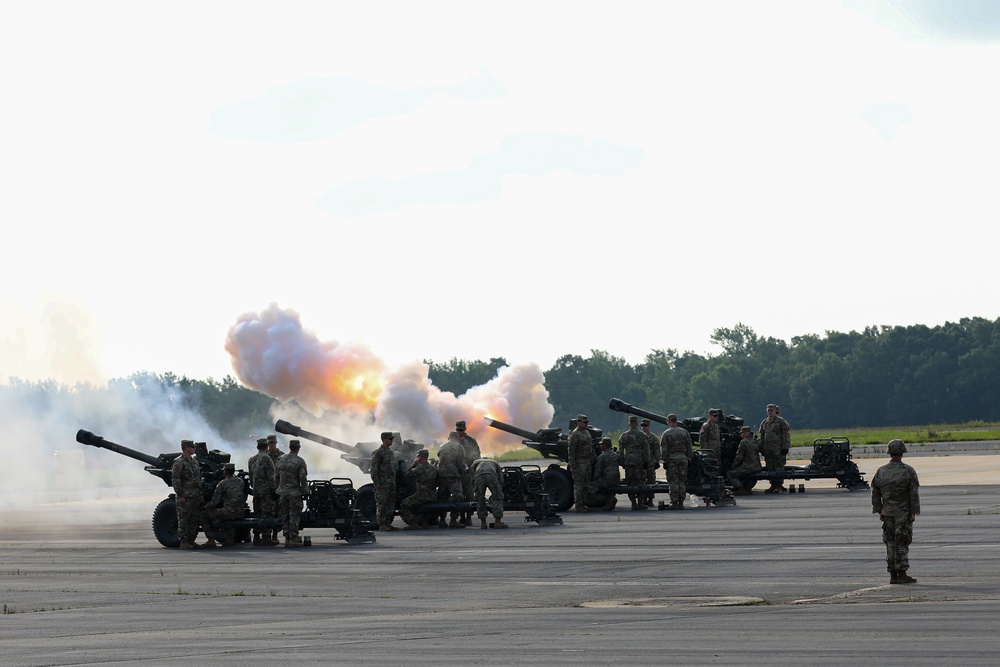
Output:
355,484,377,524
152,497,180,548
541,468,573,512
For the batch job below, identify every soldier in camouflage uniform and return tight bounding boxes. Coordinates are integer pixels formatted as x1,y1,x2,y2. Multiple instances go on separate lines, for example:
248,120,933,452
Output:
264,434,286,542
400,449,438,529
172,440,205,549
872,439,920,584
586,437,620,510
276,439,309,548
726,425,762,495
567,414,595,513
249,438,279,546
698,409,723,474
437,435,468,528
473,458,508,529
203,463,246,547
370,432,398,531
618,415,648,511
660,414,693,510
640,418,660,508
454,420,480,526
774,405,791,467
758,403,790,493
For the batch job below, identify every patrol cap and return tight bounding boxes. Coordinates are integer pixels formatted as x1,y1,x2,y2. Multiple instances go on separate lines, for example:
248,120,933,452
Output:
223,463,235,473
600,437,612,446
667,414,678,422
709,408,722,416
416,449,429,458
640,418,650,426
180,439,195,448
887,439,907,455
766,404,777,411
380,431,394,440
256,438,268,449
288,439,301,450
576,414,589,423
740,425,752,433
628,415,638,423
455,420,466,431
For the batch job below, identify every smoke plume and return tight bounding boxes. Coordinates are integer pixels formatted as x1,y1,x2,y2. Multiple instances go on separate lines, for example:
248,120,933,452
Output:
226,304,554,453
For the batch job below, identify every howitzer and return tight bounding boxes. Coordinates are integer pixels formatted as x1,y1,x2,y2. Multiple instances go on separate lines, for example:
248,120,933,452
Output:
75,429,374,547
275,419,424,473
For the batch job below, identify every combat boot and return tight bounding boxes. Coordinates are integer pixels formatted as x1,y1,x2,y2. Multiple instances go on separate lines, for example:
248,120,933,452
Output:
449,518,466,528
574,504,591,513
285,536,303,548
179,541,198,550
603,498,617,511
438,517,448,529
221,537,236,548
201,538,218,548
403,523,421,530
630,500,638,510
897,571,917,584
494,520,509,529
481,518,488,530
462,515,472,527
889,570,899,584
252,533,262,546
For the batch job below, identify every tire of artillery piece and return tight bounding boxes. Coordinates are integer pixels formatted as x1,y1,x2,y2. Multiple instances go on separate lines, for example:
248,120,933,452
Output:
541,468,573,512
355,484,378,524
152,497,180,549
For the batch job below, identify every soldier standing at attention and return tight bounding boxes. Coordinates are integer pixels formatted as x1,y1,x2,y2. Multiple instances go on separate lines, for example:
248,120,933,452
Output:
454,420,480,526
436,435,468,528
203,463,246,548
401,449,439,529
371,432,398,531
774,405,792,468
587,437,621,510
276,439,308,547
872,439,920,585
265,434,286,544
172,439,204,550
618,415,648,511
249,438,278,546
567,414,595,513
640,418,660,507
758,404,790,493
473,458,508,529
699,409,723,473
726,425,762,495
660,414,693,510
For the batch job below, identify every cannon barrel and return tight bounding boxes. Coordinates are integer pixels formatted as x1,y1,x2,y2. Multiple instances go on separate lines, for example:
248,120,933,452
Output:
76,429,164,467
274,419,355,455
484,417,547,442
607,397,670,426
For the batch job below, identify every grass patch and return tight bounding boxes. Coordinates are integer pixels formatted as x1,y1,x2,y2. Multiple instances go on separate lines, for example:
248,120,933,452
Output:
792,422,1000,448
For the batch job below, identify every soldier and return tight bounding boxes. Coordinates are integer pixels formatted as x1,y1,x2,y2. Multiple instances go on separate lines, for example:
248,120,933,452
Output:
436,435,468,528
872,439,920,585
473,458,508,529
587,437,621,510
203,463,246,548
774,405,792,467
370,432,398,531
660,414,693,510
699,409,723,473
172,440,205,549
275,439,309,548
758,404,790,493
618,415,648,511
264,434,286,543
248,438,278,546
454,420,480,526
640,418,660,507
400,449,438,529
567,414,595,513
726,425,762,495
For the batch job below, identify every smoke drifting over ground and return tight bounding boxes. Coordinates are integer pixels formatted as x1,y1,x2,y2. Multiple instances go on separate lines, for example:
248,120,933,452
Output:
226,304,554,453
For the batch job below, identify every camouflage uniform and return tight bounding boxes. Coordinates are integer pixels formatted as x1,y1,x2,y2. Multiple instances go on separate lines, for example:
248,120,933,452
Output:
726,434,762,493
758,412,790,491
586,447,620,509
642,426,661,506
473,459,505,524
248,448,277,543
400,458,438,527
660,425,693,507
267,447,286,466
872,456,920,577
618,425,648,509
455,429,481,509
437,438,468,526
171,449,203,546
370,444,397,528
698,419,722,471
204,474,246,544
567,425,595,508
276,450,308,542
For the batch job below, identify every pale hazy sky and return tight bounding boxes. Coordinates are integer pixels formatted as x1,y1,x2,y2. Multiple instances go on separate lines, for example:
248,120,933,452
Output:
3,1,999,386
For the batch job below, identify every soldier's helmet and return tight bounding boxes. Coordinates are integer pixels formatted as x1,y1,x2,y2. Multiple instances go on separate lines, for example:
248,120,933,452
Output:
887,439,907,455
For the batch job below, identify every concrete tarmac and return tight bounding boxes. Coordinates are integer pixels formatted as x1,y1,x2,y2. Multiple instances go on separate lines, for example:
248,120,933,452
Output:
2,477,999,665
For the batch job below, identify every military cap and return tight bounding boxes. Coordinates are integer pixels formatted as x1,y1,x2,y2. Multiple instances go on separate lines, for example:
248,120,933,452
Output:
600,437,612,446
416,449,429,458
766,404,777,411
576,414,589,423
887,439,907,455
223,463,235,473
256,438,268,449
180,439,195,448
640,418,650,426
455,420,466,430
380,431,394,440
740,425,753,433
628,415,638,423
288,439,301,450
709,408,722,416
667,414,678,421
266,434,277,444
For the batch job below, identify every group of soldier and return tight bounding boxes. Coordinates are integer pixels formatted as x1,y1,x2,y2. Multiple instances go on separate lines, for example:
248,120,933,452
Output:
372,420,509,531
171,434,309,549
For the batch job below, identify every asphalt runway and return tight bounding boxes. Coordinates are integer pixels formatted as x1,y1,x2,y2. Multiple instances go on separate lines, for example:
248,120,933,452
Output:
2,476,999,666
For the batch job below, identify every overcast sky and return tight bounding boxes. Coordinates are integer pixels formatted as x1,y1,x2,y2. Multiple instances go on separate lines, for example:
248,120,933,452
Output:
3,0,1000,387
